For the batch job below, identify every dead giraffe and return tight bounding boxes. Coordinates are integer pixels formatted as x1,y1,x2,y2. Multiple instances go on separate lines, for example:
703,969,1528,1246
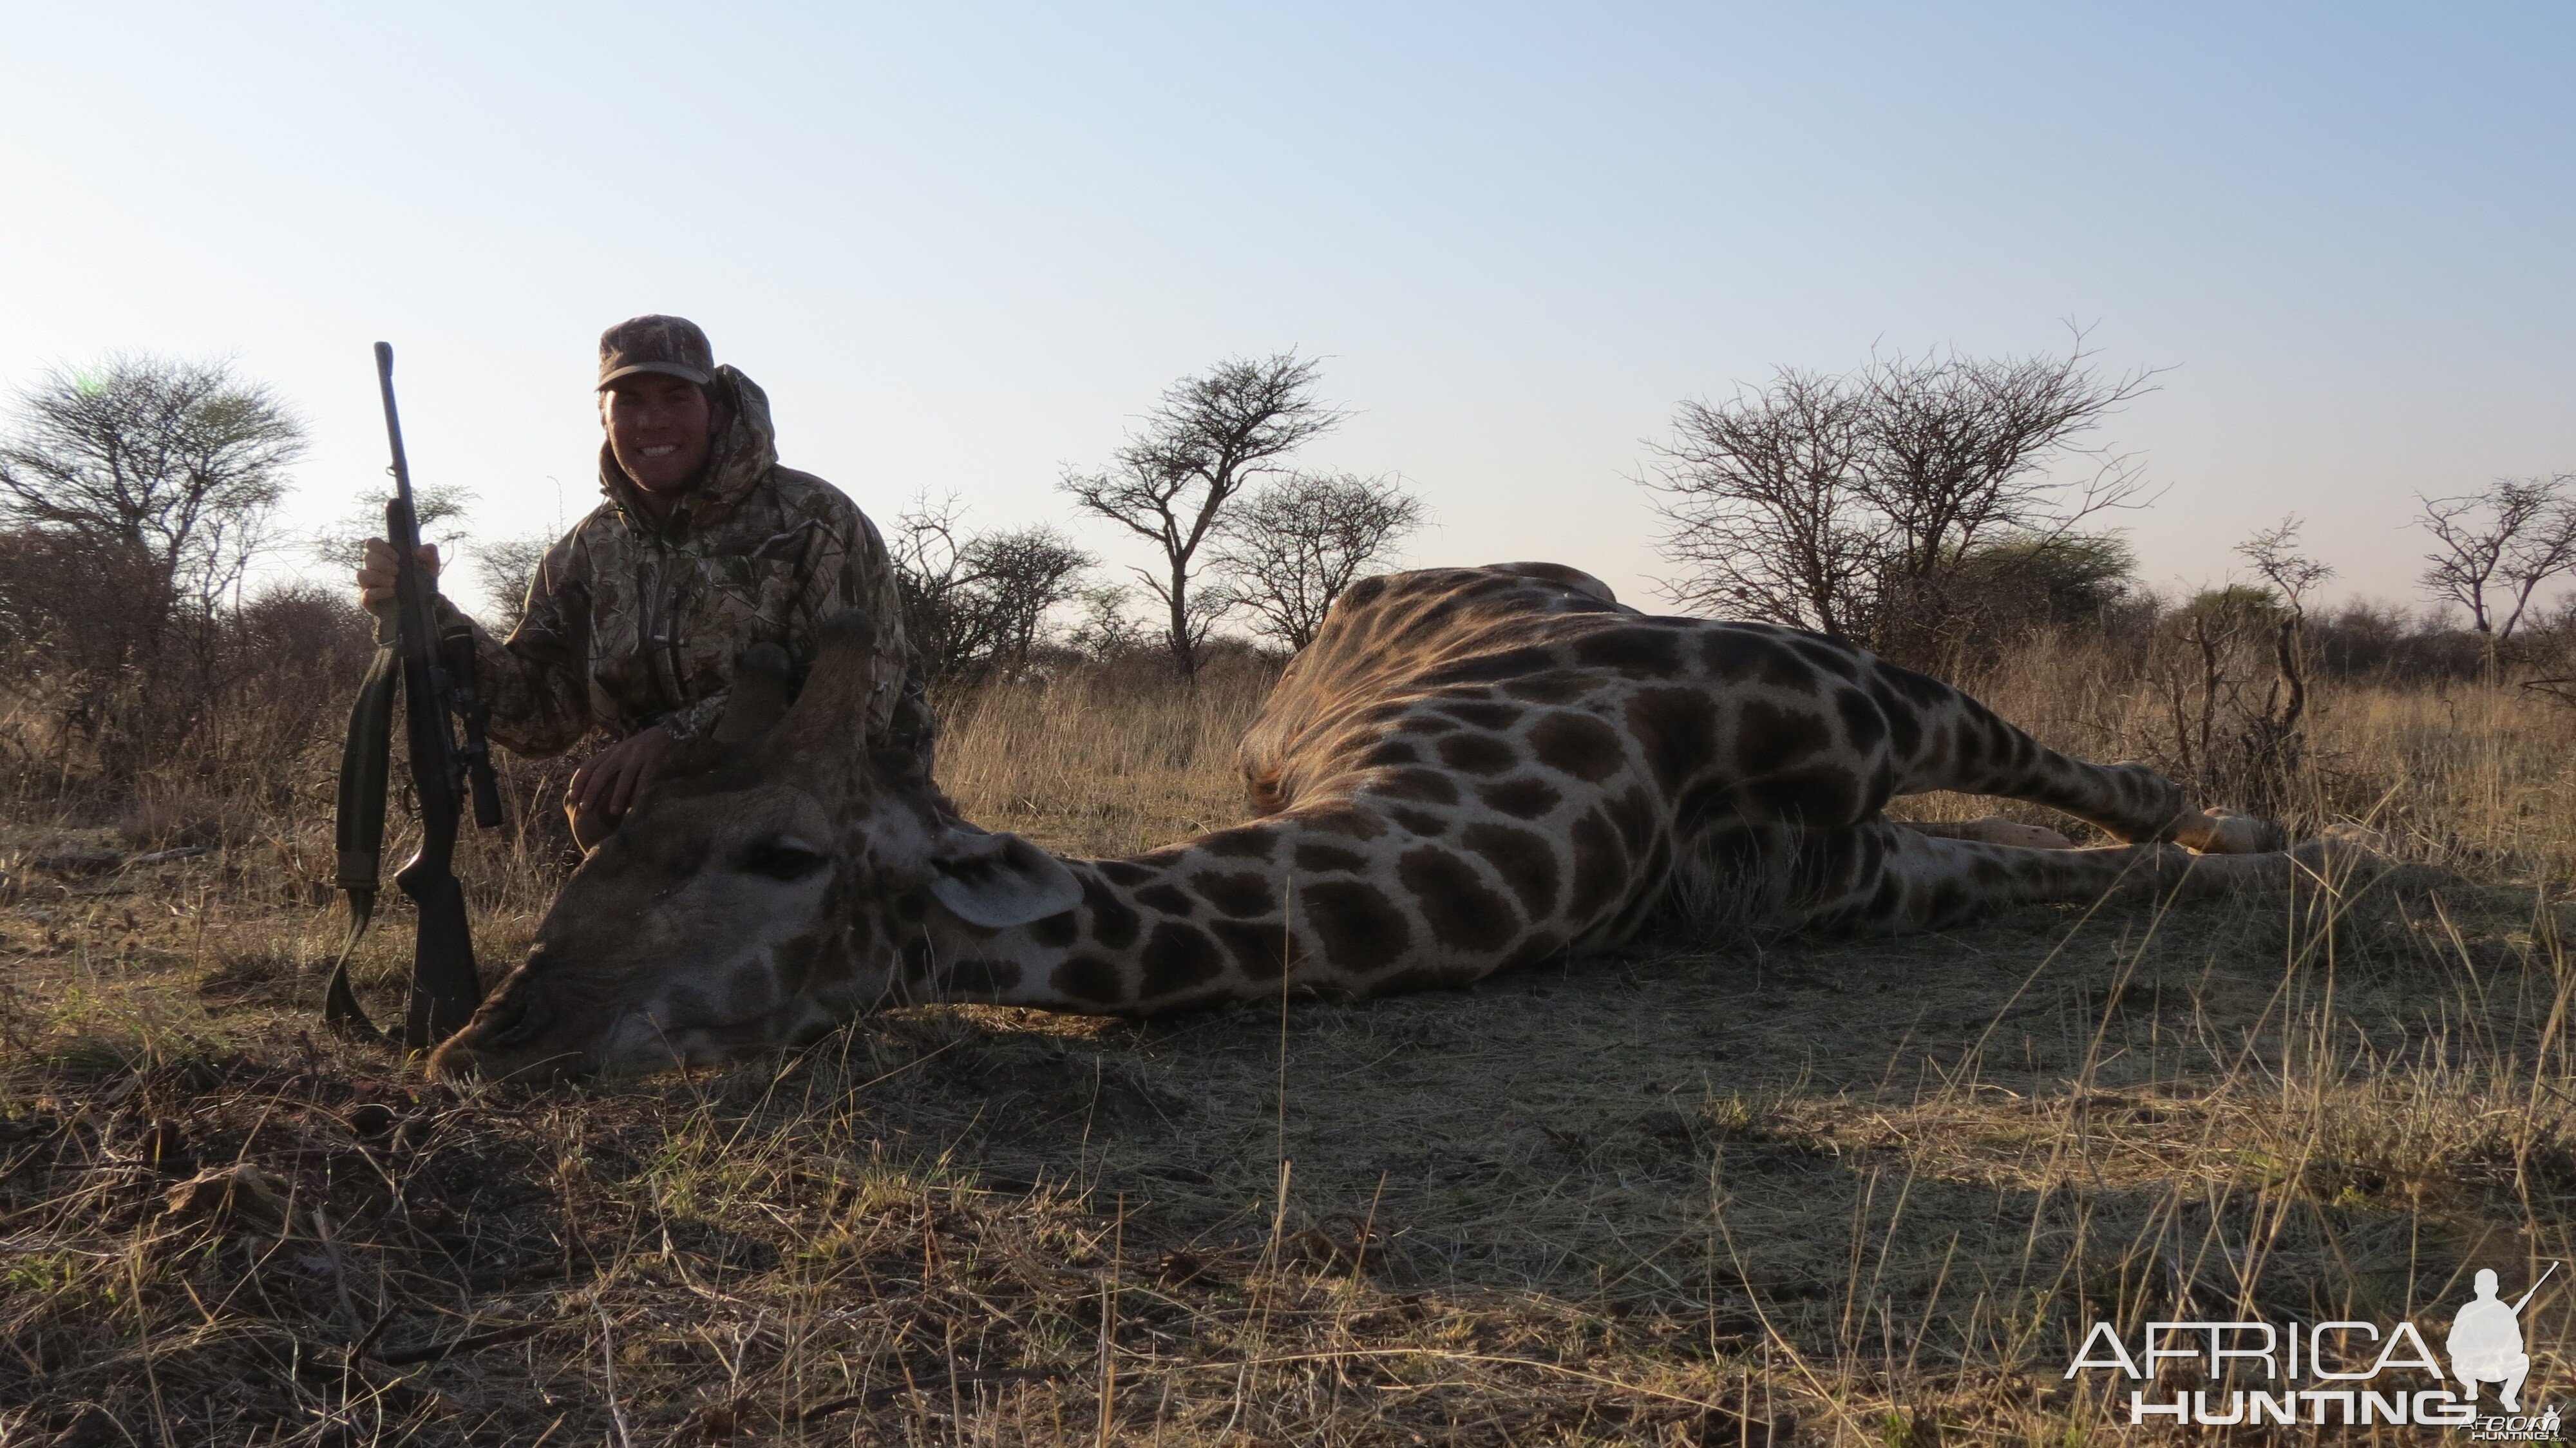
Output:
429,562,2365,1081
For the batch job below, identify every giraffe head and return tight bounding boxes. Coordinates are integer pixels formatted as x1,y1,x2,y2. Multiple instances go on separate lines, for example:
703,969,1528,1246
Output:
426,613,1079,1081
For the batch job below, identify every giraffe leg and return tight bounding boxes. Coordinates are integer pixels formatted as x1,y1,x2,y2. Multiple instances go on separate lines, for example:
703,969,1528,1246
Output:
1771,818,2349,937
1873,663,2281,853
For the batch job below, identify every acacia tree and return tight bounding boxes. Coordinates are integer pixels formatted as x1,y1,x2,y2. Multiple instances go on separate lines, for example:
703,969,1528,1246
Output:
0,355,305,764
1209,472,1424,650
1648,343,2153,661
0,355,305,634
1062,353,1341,676
2416,474,2576,671
474,531,556,629
889,495,1095,683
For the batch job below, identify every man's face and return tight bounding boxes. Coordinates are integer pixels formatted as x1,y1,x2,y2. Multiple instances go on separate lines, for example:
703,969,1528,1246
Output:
602,373,714,494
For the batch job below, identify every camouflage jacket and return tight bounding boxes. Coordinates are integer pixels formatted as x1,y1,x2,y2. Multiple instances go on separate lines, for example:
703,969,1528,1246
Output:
435,366,913,756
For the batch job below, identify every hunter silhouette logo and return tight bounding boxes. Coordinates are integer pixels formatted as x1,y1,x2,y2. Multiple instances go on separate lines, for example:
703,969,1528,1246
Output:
2062,1262,2560,1428
2452,1264,2553,1413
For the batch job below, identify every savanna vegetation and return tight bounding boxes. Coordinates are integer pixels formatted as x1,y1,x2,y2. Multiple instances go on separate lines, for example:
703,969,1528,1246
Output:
4,347,2575,1443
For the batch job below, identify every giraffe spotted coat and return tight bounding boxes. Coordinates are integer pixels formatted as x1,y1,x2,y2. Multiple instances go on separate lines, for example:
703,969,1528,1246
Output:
430,562,2346,1080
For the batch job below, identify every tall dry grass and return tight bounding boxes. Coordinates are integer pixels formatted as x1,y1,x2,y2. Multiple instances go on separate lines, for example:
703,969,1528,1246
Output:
3,633,2573,1443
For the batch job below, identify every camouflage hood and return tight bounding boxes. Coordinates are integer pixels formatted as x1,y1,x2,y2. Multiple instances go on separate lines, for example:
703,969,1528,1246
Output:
595,364,780,537
444,366,913,757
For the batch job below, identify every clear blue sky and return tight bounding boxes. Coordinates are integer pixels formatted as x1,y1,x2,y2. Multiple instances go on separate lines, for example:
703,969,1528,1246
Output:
4,3,2570,616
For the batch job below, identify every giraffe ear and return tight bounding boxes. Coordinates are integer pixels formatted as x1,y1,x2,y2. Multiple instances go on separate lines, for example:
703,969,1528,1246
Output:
714,643,795,743
768,609,895,757
925,826,1081,929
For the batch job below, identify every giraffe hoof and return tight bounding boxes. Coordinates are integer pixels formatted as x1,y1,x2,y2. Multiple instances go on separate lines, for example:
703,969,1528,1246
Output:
2319,820,2394,853
2188,808,2286,855
2289,829,2392,881
1956,817,2074,850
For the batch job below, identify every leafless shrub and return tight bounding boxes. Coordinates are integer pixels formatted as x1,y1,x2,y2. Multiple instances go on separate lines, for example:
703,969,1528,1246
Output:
1208,472,1425,650
2416,473,2576,674
1063,353,1343,677
471,531,556,630
1649,341,2155,664
890,495,1095,684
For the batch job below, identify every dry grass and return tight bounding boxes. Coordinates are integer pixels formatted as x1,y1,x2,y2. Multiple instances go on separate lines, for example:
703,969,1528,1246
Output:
4,644,2575,1445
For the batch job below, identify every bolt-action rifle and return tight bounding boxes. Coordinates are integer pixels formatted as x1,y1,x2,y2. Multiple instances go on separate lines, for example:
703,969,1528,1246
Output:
325,342,504,1051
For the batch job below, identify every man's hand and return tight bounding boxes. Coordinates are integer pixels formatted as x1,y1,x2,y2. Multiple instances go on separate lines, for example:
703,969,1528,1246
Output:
570,725,676,826
357,537,440,611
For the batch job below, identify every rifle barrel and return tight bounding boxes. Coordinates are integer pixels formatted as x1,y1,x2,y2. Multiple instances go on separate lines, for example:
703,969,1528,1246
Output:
374,341,414,511
2510,1260,2559,1315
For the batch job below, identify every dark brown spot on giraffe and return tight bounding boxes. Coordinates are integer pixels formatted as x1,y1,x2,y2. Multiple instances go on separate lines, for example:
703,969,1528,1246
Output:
1361,739,1420,768
1396,715,1458,735
1460,821,1559,917
1499,671,1589,704
1195,870,1278,917
1097,860,1156,886
1788,638,1859,678
1435,731,1519,776
1198,826,1278,861
1883,664,1949,709
1832,688,1886,752
1746,766,1862,826
1139,921,1224,996
1379,768,1461,805
1571,625,1682,673
1625,686,1719,795
1866,676,1925,757
1734,699,1825,777
1607,783,1660,856
1293,841,1368,872
1029,909,1079,949
1698,629,1776,680
1388,806,1449,837
1133,883,1193,916
1298,807,1388,841
1435,699,1525,730
1501,930,1566,970
1759,645,1819,691
1302,879,1411,972
1528,710,1624,781
1566,809,1628,921
1209,917,1291,979
1479,776,1562,819
1081,875,1141,949
893,892,928,924
1401,845,1515,948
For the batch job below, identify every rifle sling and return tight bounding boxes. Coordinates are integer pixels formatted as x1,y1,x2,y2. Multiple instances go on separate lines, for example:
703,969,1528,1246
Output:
325,642,400,1043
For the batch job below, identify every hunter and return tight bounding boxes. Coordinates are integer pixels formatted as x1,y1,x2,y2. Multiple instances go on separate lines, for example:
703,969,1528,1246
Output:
357,314,918,836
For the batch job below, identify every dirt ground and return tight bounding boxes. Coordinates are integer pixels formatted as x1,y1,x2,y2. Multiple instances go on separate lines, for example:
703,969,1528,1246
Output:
5,668,2575,1443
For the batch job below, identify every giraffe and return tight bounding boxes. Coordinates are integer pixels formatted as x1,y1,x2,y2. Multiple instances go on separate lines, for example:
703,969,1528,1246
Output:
427,562,2367,1081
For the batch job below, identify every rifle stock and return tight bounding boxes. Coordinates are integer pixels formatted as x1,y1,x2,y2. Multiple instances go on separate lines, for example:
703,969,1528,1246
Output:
326,343,501,1052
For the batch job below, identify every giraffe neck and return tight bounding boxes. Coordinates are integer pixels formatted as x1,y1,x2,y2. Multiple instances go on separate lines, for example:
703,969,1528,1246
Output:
891,799,1638,1015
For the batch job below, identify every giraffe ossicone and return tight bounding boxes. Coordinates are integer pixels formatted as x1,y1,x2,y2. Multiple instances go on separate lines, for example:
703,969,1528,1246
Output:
428,562,2374,1081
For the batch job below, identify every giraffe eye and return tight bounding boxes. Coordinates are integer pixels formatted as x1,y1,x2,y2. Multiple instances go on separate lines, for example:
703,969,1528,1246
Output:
737,839,828,882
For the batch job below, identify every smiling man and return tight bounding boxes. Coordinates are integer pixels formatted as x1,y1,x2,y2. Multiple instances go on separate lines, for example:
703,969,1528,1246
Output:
357,314,917,836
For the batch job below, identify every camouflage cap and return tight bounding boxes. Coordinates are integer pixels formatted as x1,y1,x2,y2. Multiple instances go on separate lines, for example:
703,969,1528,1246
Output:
597,314,715,390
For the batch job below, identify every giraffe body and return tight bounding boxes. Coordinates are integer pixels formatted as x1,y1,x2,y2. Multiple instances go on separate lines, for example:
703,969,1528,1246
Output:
430,563,2342,1080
